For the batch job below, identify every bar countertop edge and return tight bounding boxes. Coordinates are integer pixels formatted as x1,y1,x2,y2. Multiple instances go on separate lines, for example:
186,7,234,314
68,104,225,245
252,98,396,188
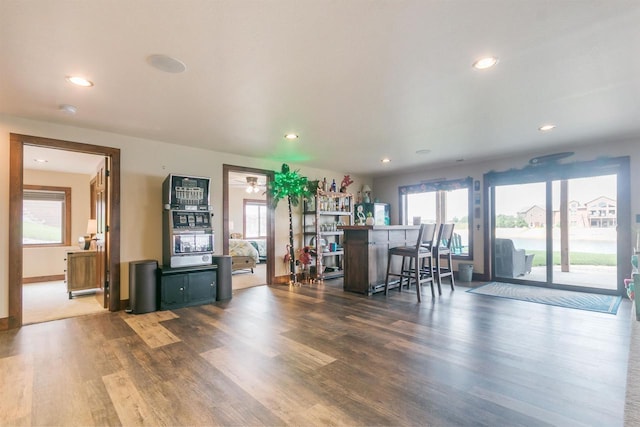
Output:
338,225,420,230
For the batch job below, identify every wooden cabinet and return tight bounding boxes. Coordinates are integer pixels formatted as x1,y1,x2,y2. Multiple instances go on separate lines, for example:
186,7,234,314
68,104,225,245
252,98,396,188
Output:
303,190,353,280
341,225,419,294
159,265,217,310
65,251,97,299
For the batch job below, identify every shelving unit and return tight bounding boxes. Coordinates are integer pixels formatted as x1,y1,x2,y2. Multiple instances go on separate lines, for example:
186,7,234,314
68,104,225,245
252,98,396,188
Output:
303,190,353,280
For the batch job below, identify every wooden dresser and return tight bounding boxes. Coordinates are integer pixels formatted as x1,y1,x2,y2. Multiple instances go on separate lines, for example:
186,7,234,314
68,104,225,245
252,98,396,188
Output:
65,251,97,299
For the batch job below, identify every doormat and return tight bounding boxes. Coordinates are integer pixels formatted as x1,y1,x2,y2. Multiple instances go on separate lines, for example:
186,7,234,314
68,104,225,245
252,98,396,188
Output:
467,282,622,315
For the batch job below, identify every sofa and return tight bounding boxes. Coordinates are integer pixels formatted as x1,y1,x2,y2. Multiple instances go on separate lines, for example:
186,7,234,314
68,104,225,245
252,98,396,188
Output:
494,238,535,278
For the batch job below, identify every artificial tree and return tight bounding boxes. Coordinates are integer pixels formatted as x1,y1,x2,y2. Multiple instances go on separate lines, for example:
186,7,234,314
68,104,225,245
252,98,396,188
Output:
267,164,314,284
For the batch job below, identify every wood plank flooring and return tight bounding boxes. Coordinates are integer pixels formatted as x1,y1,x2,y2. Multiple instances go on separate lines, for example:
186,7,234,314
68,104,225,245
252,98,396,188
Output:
0,280,633,426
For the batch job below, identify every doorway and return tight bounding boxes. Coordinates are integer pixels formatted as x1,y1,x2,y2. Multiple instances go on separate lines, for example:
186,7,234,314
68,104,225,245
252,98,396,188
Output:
8,134,121,329
222,165,275,289
487,156,631,295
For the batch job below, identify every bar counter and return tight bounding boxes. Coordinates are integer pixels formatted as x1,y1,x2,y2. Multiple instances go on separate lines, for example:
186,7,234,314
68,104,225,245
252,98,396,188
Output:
339,225,420,295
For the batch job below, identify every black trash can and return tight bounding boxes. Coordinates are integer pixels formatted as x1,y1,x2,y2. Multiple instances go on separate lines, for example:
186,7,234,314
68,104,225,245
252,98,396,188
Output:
212,255,232,301
129,260,158,313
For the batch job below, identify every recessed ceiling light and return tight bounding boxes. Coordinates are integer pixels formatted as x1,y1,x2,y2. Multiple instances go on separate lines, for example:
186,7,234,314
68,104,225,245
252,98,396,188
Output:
34,158,48,163
284,133,299,140
146,54,187,73
538,124,556,132
416,149,431,155
65,76,94,87
472,56,499,70
381,158,390,163
59,104,77,115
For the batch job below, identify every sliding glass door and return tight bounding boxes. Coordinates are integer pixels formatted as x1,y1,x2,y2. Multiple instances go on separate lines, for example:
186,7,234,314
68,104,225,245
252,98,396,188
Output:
493,182,548,282
550,175,617,290
487,157,630,295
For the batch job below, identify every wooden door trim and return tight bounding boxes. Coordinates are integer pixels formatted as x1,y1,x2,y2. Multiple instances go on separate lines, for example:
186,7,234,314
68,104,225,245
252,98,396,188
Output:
222,164,275,285
7,133,121,329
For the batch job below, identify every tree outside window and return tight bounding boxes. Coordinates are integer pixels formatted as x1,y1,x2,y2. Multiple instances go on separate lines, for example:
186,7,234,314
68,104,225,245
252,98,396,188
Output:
23,185,71,246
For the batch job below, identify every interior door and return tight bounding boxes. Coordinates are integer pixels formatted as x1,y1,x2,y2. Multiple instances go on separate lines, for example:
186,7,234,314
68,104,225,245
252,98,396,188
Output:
95,157,109,308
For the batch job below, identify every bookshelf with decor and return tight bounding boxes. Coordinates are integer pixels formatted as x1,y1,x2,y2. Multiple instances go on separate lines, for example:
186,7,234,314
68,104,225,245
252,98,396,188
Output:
303,190,353,280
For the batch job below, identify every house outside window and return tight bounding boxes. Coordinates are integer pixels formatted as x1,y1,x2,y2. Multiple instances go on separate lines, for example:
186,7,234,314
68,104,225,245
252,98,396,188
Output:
23,185,71,246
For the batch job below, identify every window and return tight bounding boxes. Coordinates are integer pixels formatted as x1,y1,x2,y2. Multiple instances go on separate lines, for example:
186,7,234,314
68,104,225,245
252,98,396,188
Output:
399,177,472,257
23,185,71,246
244,199,267,238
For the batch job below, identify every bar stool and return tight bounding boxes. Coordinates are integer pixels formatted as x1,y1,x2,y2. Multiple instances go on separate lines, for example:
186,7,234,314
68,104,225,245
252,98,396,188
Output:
384,224,436,302
434,223,456,290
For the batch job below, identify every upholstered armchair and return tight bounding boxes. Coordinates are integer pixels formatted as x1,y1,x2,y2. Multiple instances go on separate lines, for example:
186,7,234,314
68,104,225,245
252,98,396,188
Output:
494,238,534,278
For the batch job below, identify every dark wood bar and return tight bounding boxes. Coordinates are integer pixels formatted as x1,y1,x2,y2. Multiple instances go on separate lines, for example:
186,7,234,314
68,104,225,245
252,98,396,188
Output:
340,225,420,295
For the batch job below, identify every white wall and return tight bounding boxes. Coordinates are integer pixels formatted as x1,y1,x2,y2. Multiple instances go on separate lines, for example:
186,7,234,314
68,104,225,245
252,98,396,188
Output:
0,114,370,318
22,169,93,278
373,139,640,275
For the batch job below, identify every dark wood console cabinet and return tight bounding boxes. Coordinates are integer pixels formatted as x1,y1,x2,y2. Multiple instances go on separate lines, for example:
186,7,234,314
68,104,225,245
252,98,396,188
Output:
159,265,217,310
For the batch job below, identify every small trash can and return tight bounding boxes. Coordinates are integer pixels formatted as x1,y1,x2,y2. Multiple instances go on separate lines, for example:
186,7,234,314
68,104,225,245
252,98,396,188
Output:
458,263,473,282
211,255,232,301
129,260,159,314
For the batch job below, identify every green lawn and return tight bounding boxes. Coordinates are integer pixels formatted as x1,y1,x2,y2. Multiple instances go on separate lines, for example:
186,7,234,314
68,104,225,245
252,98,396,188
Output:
23,222,62,242
527,250,616,267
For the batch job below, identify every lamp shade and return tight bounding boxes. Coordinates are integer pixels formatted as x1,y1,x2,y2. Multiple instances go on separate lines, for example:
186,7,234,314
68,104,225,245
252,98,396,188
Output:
361,185,372,193
86,219,97,235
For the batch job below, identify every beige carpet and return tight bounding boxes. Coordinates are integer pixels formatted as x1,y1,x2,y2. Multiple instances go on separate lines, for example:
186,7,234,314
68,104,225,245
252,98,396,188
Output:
232,262,266,291
22,280,106,325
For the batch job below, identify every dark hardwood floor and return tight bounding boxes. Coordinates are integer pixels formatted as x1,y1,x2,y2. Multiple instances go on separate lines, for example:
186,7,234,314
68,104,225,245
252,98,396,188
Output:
0,280,632,426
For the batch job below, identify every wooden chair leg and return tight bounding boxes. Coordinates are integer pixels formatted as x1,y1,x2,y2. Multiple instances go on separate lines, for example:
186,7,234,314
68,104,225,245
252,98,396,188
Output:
414,256,421,302
399,256,407,292
429,257,439,296
384,253,392,295
448,253,455,290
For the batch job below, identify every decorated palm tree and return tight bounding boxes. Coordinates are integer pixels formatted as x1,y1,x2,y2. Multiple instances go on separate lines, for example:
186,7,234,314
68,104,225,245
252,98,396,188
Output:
267,164,314,284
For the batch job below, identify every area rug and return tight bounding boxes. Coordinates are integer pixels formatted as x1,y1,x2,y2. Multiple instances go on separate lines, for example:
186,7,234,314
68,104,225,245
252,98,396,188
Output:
467,282,622,314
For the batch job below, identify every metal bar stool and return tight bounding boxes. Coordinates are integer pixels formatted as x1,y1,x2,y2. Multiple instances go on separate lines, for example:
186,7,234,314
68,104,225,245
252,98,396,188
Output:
384,224,436,302
434,223,456,290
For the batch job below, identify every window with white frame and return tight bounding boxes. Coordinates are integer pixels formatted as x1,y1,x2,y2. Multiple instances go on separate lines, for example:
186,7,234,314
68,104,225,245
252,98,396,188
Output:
400,177,472,257
244,199,267,239
23,185,71,246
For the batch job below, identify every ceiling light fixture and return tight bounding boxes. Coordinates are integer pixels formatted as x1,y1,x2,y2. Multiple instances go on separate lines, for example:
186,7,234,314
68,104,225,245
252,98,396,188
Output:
59,104,77,115
381,158,390,163
284,133,299,140
146,54,187,73
245,176,261,193
472,56,499,70
65,76,94,87
538,124,556,132
34,158,48,163
415,149,431,155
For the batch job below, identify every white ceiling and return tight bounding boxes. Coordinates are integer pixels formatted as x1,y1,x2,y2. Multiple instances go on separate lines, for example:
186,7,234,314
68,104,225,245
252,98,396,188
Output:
2,1,639,177
228,171,266,189
24,145,104,175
